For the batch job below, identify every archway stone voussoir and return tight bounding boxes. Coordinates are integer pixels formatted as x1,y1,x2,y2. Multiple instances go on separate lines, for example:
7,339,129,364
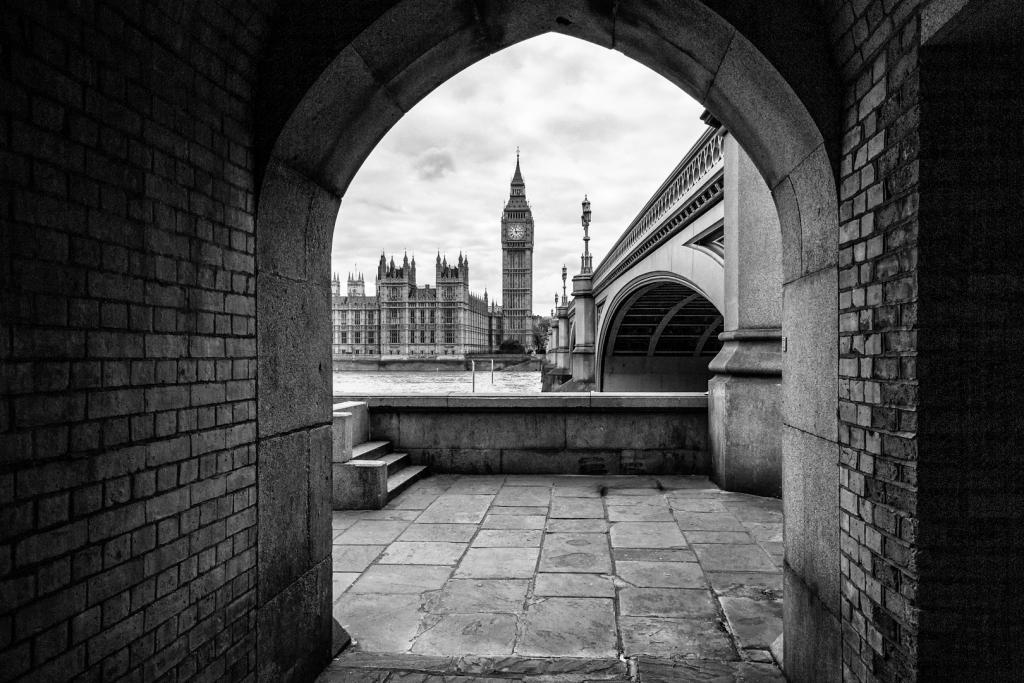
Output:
771,175,805,285
273,46,388,185
476,0,616,51
705,33,822,192
790,144,839,276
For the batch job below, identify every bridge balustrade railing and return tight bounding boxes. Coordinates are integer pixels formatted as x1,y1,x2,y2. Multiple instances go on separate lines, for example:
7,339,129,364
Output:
592,127,724,286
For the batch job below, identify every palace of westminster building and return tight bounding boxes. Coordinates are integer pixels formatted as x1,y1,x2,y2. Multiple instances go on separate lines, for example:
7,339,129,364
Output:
331,155,536,359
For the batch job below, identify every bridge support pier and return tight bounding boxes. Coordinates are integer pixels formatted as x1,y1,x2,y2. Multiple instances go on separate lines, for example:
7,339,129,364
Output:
708,133,783,497
570,274,597,386
709,330,782,496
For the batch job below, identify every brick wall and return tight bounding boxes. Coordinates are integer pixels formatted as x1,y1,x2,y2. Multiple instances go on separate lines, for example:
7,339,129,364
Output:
826,0,924,680
1,2,268,679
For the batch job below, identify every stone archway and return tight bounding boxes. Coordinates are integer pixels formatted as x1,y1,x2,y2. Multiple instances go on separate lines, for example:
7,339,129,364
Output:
254,2,842,680
595,273,723,392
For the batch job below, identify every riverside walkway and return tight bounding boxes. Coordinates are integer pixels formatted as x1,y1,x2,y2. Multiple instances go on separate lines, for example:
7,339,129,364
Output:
320,474,783,682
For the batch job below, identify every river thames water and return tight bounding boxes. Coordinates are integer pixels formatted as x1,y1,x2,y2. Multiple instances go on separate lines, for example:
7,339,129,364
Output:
333,370,542,395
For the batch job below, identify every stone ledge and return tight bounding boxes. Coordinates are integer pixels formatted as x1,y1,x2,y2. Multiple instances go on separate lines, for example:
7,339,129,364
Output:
334,392,708,411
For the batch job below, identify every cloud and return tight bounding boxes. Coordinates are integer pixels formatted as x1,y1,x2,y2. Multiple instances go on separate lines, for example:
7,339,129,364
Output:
413,148,456,180
332,33,708,313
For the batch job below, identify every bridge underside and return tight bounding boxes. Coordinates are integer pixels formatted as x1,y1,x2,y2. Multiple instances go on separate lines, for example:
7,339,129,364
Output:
601,282,723,392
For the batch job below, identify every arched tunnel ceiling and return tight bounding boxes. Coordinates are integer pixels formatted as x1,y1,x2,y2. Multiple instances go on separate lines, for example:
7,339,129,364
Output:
610,282,723,357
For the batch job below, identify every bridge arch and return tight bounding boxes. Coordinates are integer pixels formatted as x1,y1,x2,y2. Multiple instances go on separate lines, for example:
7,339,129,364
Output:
254,1,841,678
596,272,723,392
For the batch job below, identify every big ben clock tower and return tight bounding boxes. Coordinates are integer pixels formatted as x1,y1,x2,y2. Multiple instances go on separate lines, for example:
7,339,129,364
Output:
501,150,534,349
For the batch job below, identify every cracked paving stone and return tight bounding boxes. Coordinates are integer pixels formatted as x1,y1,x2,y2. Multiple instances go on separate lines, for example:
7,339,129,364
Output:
349,565,452,594
516,597,617,658
335,521,412,545
534,573,616,598
682,530,754,544
719,597,784,649
673,512,747,532
494,486,551,507
455,547,539,578
398,523,478,543
487,505,548,516
619,617,738,660
333,572,360,600
482,515,546,530
619,588,718,619
472,530,542,547
539,533,612,573
334,592,425,653
333,544,385,572
613,548,696,562
546,518,608,533
707,572,783,599
615,560,706,588
379,542,468,565
634,657,783,682
412,613,518,656
417,495,495,524
423,579,530,614
606,501,673,522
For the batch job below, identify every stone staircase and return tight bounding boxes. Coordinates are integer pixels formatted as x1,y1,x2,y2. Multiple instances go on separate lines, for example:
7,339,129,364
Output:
332,401,428,509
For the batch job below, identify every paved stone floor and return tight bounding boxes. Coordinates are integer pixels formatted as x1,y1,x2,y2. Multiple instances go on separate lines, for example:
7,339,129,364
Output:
320,475,784,682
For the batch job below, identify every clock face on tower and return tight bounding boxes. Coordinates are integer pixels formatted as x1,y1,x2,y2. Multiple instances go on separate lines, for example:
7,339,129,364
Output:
507,224,526,240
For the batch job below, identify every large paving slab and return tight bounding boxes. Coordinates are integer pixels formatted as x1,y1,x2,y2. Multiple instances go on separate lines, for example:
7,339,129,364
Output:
538,533,612,573
619,587,718,619
454,547,540,579
334,592,425,652
417,495,494,524
336,520,411,545
423,579,530,614
691,543,777,572
719,596,784,649
549,497,605,518
619,616,738,660
412,613,518,656
516,597,618,658
379,542,468,565
615,560,706,588
493,486,551,507
349,564,452,594
330,474,783,677
397,523,477,542
534,573,617,598
609,522,687,548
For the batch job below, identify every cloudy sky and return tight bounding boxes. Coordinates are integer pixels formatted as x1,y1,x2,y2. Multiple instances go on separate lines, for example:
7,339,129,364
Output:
331,33,708,314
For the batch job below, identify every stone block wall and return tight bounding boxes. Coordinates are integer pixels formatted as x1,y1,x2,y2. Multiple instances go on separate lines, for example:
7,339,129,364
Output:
1,2,271,680
363,395,709,476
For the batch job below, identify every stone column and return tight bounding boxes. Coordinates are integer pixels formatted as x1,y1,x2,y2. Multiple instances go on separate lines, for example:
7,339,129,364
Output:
708,134,783,496
570,274,597,384
556,304,570,371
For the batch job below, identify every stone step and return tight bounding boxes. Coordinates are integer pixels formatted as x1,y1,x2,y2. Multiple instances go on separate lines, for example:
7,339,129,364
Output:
387,465,427,500
351,440,391,460
376,452,409,477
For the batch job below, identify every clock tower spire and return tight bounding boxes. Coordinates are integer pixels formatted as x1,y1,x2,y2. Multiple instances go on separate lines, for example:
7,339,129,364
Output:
501,150,535,349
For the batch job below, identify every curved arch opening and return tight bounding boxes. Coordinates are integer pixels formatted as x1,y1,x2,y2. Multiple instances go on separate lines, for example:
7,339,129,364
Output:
254,1,841,678
599,280,723,392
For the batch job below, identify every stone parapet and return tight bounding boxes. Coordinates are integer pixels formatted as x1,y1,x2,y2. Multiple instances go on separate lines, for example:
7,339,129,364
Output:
342,393,709,476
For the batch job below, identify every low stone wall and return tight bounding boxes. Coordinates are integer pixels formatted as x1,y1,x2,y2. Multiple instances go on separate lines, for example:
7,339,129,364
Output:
343,393,709,475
